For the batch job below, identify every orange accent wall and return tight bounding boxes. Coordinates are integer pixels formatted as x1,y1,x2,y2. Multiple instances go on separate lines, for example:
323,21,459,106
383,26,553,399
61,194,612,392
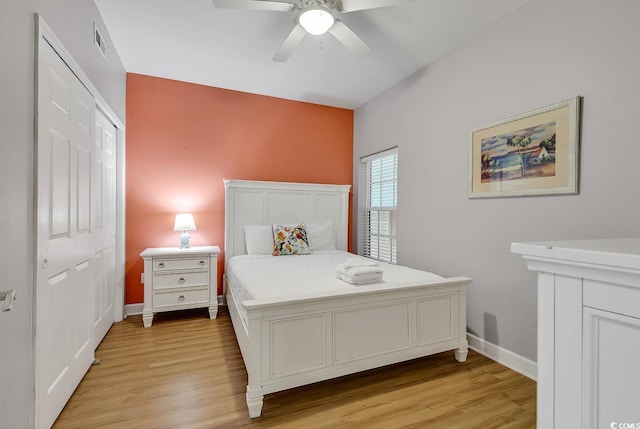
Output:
125,73,353,304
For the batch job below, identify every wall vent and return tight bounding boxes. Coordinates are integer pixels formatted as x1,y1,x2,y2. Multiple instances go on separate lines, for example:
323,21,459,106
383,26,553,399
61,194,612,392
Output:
94,22,107,60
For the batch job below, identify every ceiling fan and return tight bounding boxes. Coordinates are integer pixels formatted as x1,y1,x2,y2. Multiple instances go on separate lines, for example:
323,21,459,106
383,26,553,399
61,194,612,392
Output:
212,0,408,61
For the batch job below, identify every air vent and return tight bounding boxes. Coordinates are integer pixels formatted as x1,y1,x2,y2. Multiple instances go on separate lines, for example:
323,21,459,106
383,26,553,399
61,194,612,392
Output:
94,22,107,59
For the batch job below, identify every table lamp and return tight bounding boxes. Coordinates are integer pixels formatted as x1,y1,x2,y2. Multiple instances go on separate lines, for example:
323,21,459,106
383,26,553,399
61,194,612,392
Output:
174,213,196,249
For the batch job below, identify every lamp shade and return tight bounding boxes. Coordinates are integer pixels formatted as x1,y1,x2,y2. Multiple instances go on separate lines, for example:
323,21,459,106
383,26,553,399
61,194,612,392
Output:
298,7,335,35
174,213,196,232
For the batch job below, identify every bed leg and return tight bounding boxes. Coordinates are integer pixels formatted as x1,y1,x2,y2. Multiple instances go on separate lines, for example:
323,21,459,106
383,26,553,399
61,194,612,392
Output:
246,386,264,418
454,346,468,362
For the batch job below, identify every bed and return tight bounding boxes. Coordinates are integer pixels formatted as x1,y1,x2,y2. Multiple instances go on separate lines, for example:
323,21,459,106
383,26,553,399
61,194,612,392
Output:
223,179,471,417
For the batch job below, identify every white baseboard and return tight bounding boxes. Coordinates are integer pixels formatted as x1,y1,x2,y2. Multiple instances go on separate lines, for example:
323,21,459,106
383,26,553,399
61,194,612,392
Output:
467,333,537,381
123,303,143,318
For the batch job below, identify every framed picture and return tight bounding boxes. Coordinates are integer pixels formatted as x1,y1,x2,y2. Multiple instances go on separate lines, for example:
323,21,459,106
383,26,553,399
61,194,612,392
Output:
468,96,581,198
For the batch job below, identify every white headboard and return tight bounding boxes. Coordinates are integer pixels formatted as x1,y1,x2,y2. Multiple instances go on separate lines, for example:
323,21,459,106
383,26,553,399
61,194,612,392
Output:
223,179,351,264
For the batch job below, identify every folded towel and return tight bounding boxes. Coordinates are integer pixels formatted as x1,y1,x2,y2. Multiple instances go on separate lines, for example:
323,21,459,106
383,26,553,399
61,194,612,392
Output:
338,272,383,285
336,264,383,285
336,258,380,276
347,265,383,278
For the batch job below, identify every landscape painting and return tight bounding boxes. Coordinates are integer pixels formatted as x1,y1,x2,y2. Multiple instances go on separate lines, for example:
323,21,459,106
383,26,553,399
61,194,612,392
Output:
469,96,581,198
480,121,556,183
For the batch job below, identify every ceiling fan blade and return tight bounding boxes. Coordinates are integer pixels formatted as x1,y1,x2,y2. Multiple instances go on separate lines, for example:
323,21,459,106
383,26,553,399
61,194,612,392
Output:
212,0,296,12
340,0,409,12
328,19,373,59
273,24,307,62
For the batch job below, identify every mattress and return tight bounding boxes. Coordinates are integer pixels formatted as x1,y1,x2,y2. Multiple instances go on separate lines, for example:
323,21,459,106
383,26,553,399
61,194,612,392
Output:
226,251,444,325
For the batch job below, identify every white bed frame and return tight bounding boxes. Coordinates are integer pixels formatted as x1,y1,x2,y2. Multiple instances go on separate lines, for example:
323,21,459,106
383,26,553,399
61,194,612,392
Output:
223,179,471,418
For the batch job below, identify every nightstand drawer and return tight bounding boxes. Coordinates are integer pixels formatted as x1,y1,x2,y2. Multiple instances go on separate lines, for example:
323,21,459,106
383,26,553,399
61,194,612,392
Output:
153,257,210,271
152,271,209,290
153,288,209,309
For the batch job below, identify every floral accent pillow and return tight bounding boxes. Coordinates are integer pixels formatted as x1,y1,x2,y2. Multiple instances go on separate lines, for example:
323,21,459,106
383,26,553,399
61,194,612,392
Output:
272,224,311,256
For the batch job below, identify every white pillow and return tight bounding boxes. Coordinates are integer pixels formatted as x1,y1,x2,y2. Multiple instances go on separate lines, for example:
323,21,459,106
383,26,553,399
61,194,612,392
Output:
306,220,336,251
243,225,274,255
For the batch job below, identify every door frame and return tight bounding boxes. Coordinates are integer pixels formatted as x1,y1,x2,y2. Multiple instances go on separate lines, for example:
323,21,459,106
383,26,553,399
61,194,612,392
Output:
34,13,126,426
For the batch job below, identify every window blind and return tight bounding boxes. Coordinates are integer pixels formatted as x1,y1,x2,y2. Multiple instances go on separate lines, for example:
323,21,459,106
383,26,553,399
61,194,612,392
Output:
360,148,397,264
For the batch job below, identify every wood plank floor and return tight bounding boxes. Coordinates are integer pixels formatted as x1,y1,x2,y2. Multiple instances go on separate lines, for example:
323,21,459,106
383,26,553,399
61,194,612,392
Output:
53,307,536,428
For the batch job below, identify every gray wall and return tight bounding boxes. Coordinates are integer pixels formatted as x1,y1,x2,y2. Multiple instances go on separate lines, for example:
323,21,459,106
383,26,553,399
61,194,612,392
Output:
0,1,125,427
354,0,640,362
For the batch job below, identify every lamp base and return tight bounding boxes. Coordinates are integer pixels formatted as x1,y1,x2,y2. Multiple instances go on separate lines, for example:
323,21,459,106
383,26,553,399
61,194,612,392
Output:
179,231,191,249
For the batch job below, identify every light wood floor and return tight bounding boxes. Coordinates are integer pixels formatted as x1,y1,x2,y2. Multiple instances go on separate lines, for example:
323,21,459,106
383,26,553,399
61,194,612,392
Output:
53,307,536,429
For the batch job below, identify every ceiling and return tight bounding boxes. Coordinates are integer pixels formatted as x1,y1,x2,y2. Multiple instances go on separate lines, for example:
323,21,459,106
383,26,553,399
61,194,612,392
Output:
94,0,532,109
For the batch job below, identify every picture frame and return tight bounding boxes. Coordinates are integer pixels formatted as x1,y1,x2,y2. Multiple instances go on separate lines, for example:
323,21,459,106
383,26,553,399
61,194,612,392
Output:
468,96,581,198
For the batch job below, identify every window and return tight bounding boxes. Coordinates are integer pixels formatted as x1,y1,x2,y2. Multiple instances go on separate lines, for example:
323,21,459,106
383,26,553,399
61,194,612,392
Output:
360,148,397,264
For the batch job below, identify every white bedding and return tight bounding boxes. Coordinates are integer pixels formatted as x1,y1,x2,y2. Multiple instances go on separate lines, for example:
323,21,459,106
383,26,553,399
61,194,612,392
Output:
226,250,444,308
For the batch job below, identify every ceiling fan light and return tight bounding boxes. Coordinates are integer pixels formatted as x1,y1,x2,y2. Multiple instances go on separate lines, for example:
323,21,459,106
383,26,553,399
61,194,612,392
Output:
298,7,335,35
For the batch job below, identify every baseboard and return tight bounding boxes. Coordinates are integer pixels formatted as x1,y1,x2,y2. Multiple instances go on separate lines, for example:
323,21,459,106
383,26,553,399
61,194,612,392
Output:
217,295,226,306
467,333,537,381
123,303,143,318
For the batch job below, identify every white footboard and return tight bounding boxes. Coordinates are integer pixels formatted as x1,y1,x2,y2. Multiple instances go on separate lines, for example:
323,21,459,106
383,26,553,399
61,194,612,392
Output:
226,276,470,418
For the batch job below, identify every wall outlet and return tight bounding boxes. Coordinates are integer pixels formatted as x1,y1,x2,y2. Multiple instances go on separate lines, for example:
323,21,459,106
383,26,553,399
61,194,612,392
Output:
141,273,144,284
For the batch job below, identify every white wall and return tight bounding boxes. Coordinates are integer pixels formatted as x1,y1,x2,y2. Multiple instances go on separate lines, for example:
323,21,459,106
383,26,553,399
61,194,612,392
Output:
0,1,125,427
354,0,640,362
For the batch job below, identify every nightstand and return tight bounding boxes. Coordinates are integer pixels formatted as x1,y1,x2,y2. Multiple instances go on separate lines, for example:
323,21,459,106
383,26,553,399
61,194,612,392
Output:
140,246,221,327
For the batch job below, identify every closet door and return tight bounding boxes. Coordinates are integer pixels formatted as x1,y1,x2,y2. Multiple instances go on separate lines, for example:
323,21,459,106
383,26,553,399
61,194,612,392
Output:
92,109,117,347
36,38,95,429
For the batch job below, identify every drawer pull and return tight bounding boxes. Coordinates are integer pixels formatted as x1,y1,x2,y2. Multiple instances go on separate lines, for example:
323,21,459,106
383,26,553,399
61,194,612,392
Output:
158,262,165,268
178,295,185,302
178,277,185,284
199,260,205,266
